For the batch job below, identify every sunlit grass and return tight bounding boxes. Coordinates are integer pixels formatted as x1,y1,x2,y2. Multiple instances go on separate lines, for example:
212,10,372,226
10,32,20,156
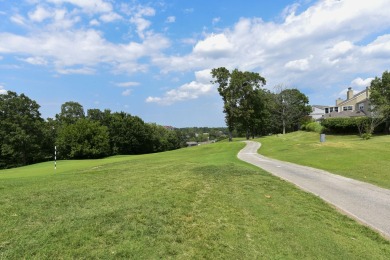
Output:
1,142,389,258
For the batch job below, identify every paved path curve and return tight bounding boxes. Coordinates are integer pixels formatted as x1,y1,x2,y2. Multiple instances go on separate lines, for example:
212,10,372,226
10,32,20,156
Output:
237,141,390,240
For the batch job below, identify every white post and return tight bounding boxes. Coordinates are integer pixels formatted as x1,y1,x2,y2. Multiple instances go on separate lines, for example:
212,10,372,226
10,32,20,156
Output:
54,145,57,171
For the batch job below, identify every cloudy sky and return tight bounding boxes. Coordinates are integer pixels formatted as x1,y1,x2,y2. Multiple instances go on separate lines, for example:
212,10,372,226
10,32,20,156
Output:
0,0,389,127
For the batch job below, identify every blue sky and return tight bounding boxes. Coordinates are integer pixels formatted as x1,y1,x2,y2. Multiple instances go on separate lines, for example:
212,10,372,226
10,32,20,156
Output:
0,0,389,127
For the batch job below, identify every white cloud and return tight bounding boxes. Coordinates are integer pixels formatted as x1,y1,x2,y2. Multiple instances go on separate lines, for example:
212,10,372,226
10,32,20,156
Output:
362,34,390,58
10,14,26,25
116,82,140,87
21,56,48,65
29,6,52,22
0,85,7,95
100,12,122,23
166,16,175,23
146,70,214,105
284,55,313,71
122,89,132,96
128,6,156,39
46,0,113,13
331,41,354,55
193,33,234,58
351,77,374,87
195,69,212,83
57,67,95,75
89,19,100,26
145,96,161,103
181,38,197,45
0,25,170,74
153,0,390,99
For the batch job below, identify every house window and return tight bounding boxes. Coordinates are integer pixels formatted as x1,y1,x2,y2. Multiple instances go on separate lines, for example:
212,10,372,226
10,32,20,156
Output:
343,106,353,111
325,108,329,113
334,107,339,112
359,104,364,111
330,107,334,112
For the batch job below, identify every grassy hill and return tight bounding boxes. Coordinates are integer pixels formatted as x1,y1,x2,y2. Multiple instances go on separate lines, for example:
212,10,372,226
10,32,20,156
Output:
257,132,390,189
1,141,389,258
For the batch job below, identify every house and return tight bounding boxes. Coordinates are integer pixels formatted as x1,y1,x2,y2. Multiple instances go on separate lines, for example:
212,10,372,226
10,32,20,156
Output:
322,87,371,119
310,105,327,120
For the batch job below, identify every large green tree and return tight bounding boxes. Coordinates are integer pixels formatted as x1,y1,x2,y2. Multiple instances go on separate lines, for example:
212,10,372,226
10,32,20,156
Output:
109,112,150,155
273,88,311,134
369,70,390,133
56,101,85,125
56,119,110,159
247,89,274,137
211,67,266,140
0,91,47,168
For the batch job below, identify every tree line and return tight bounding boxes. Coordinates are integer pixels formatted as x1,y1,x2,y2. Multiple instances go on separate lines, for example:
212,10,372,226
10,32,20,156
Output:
0,93,183,169
211,67,312,140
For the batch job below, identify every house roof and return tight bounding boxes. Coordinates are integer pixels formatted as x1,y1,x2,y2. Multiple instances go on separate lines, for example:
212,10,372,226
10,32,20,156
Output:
338,88,368,107
322,110,367,119
312,105,327,109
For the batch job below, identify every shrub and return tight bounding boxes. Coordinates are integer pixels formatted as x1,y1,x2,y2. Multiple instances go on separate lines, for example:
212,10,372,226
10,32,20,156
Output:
321,117,385,135
361,133,372,140
321,117,365,134
304,122,323,133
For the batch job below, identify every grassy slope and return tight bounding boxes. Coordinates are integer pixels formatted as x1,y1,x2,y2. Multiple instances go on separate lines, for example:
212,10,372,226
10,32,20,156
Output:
257,132,390,189
1,142,389,259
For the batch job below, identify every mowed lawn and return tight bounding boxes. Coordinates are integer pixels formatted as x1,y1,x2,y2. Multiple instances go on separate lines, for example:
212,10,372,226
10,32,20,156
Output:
257,132,390,189
1,142,389,259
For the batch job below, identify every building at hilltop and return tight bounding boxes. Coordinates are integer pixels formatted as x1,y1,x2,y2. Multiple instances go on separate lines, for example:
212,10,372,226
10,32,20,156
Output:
310,87,371,120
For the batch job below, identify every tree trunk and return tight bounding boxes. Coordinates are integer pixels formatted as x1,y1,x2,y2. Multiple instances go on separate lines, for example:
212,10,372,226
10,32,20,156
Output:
246,129,250,140
228,131,232,142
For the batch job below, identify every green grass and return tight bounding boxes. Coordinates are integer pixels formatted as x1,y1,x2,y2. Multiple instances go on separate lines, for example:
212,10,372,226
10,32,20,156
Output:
1,142,389,259
257,132,390,189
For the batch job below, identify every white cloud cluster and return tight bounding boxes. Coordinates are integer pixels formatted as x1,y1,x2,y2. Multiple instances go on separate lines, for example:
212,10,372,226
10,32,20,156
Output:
46,0,113,13
116,81,140,87
129,6,156,39
1,0,390,106
146,69,214,105
153,0,390,102
0,85,7,95
351,77,374,88
1,1,170,75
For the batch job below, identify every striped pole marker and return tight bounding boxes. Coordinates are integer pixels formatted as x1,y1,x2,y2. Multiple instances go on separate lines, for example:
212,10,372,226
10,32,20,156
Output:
55,145,57,171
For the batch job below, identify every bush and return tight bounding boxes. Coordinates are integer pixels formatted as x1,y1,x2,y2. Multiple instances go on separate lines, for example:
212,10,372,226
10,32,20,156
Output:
321,117,365,134
361,133,372,140
303,122,323,133
321,117,385,135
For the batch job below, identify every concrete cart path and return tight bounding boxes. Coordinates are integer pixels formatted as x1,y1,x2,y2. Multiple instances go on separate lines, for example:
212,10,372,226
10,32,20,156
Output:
237,141,390,239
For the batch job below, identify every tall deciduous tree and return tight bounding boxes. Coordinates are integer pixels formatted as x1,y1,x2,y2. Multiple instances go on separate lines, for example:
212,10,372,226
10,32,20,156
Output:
369,70,390,133
56,101,85,125
211,67,266,140
56,119,110,159
109,112,149,155
0,91,46,168
273,87,311,134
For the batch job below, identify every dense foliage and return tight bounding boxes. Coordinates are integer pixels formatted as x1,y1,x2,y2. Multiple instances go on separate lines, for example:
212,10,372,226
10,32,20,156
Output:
321,117,384,135
369,70,390,133
0,91,183,169
211,67,311,139
301,122,323,133
211,67,267,140
0,92,50,168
